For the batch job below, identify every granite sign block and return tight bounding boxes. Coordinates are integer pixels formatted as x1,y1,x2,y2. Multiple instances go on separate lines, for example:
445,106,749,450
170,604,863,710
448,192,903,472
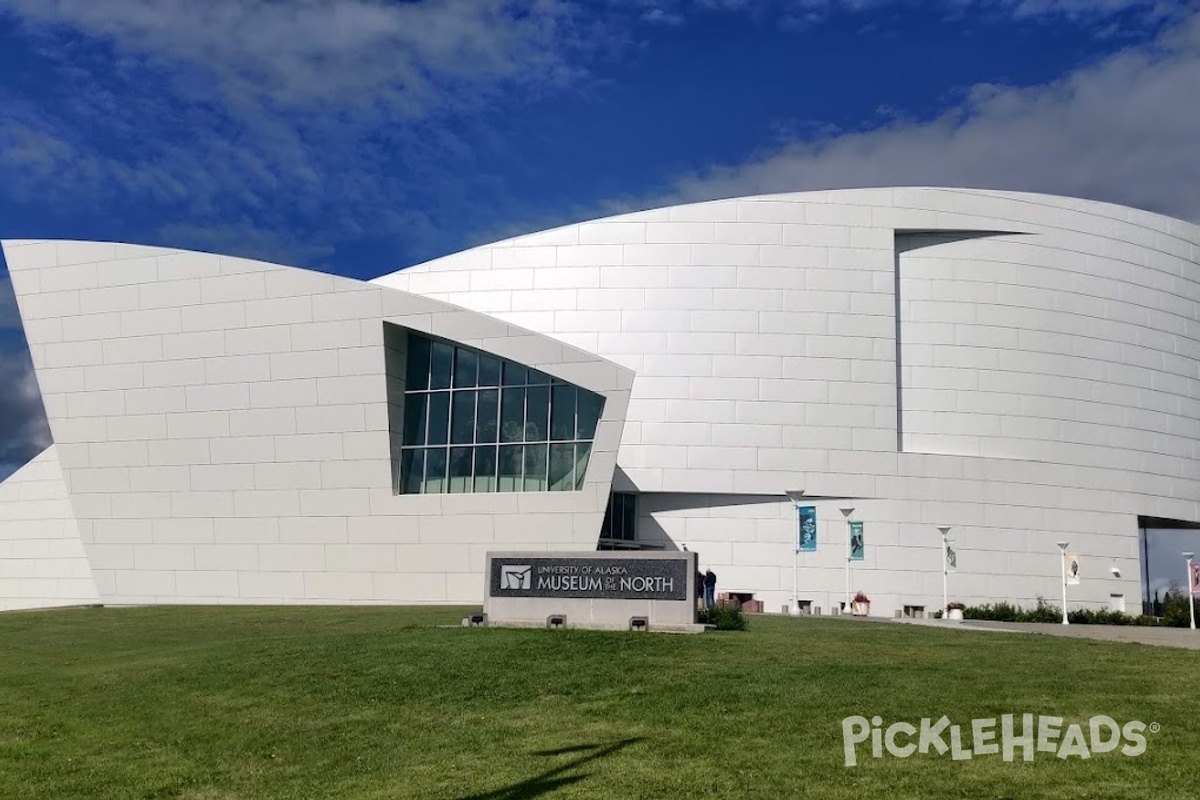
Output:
490,556,687,601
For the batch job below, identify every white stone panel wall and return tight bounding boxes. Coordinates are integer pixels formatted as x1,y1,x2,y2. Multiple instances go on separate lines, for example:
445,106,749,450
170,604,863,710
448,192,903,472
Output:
376,194,900,497
375,187,1200,616
0,446,99,610
634,490,1140,616
3,240,632,607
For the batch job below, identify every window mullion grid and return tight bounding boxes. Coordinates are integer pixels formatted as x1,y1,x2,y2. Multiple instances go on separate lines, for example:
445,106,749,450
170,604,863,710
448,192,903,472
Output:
398,335,598,495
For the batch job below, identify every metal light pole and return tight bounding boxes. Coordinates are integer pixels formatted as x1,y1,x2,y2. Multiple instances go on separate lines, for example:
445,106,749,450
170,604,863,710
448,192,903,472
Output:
938,526,952,619
841,506,855,614
793,513,799,615
785,490,805,616
1057,541,1070,625
1184,552,1196,631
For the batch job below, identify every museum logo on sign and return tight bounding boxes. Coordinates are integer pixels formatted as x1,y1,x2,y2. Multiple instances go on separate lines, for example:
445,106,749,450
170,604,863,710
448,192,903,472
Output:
500,565,532,590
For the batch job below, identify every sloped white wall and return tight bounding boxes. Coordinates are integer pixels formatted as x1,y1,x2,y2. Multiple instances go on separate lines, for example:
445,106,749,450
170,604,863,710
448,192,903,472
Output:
0,445,99,611
3,241,631,607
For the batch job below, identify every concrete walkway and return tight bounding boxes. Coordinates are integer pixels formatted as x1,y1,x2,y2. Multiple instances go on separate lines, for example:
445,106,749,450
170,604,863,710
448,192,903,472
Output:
892,617,1200,650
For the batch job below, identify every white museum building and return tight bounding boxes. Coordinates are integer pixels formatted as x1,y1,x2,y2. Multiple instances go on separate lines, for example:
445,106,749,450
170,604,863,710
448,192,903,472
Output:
3,187,1199,617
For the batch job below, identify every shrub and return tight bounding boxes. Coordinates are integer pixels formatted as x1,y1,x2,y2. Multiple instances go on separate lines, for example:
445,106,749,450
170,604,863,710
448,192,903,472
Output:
961,599,1059,623
947,601,966,611
853,591,870,604
698,602,749,631
960,598,1177,627
1028,597,1062,624
1161,589,1197,628
962,601,1021,622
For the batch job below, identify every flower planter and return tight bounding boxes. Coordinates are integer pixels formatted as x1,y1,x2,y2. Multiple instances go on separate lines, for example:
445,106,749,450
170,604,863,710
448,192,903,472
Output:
948,608,964,621
852,601,870,617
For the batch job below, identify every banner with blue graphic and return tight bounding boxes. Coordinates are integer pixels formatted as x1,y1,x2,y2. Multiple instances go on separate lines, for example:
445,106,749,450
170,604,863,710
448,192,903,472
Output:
797,506,817,552
849,521,865,561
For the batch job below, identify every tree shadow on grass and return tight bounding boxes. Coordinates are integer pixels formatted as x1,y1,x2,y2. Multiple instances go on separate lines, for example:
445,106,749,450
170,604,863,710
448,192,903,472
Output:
455,738,643,800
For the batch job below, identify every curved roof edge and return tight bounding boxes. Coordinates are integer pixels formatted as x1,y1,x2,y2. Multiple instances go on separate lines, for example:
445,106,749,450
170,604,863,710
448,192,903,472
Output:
372,186,1200,283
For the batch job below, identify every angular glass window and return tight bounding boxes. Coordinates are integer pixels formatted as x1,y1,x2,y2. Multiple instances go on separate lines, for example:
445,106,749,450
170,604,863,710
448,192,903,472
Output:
500,387,525,444
548,443,574,491
476,389,499,443
577,392,603,441
402,393,427,446
478,354,501,387
474,445,497,492
448,446,473,493
430,341,453,390
502,362,527,386
424,448,447,494
525,385,549,442
573,442,592,490
454,348,478,388
498,444,523,492
401,448,425,494
523,443,548,492
550,385,576,441
450,391,475,445
406,335,431,391
426,392,450,446
392,329,609,495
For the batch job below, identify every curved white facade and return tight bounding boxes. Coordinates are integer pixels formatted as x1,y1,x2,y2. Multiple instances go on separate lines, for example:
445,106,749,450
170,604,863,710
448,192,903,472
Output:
375,187,1200,615
4,187,1200,616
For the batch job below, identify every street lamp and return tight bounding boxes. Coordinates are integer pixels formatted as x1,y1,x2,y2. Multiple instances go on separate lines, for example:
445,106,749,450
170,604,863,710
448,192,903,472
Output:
1057,541,1070,625
938,526,952,619
785,490,805,616
841,506,855,614
1184,552,1196,631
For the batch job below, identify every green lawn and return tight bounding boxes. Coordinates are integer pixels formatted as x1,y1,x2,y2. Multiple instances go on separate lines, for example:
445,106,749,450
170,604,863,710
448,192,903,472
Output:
0,607,1193,799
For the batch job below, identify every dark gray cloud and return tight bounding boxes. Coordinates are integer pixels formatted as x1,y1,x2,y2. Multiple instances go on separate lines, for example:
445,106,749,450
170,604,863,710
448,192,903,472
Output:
0,275,19,329
0,273,50,482
0,346,51,483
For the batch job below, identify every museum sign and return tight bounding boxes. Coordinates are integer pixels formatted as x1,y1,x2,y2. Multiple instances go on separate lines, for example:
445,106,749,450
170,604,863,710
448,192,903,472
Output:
489,556,688,601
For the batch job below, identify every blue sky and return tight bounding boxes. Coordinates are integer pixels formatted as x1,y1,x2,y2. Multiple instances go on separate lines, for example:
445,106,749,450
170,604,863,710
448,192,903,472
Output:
1,0,1199,596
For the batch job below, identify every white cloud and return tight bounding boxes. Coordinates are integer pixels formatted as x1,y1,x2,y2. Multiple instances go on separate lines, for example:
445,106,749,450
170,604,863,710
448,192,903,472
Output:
632,0,1171,28
642,7,687,25
649,10,1200,223
1,0,584,117
0,0,1192,273
0,0,615,268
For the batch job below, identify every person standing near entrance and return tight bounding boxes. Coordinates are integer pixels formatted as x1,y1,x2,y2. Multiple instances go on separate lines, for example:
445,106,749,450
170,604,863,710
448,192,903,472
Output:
704,568,717,610
695,567,705,612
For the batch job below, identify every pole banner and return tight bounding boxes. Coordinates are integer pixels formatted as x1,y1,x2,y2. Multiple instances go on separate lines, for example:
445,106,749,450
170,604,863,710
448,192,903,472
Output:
1189,561,1200,596
945,543,957,573
849,521,865,562
1065,552,1081,585
797,506,817,553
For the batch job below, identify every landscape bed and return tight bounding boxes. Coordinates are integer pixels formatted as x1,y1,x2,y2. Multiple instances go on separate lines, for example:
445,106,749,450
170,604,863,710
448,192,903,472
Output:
0,606,1194,799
